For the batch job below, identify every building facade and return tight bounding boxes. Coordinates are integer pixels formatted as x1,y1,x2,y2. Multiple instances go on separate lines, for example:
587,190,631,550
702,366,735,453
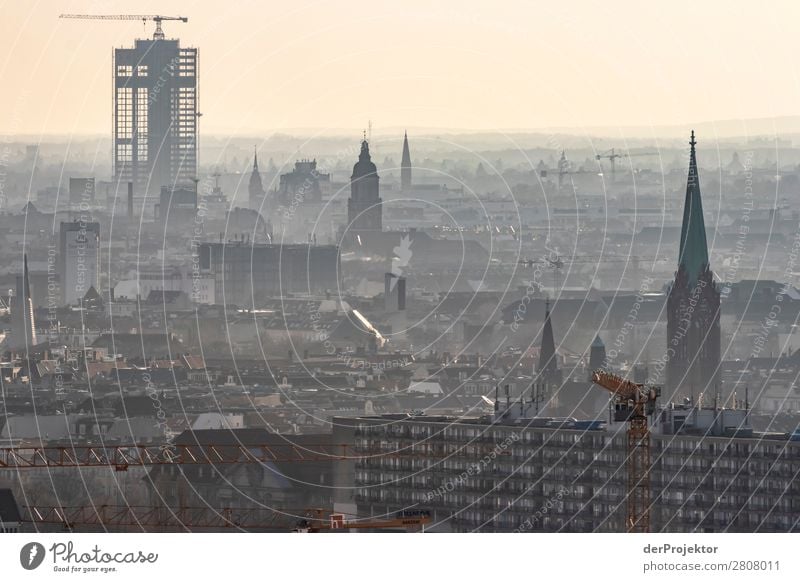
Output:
198,241,340,307
277,159,330,206
59,221,100,306
336,414,800,533
113,37,198,202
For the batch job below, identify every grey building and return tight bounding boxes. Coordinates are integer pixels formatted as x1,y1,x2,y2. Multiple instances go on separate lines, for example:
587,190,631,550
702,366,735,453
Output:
335,410,800,533
199,241,340,307
113,36,197,202
59,221,100,306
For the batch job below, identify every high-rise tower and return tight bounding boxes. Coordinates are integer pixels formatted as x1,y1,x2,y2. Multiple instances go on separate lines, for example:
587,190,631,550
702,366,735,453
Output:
113,36,197,203
10,255,37,349
400,131,412,191
666,131,721,398
347,138,383,236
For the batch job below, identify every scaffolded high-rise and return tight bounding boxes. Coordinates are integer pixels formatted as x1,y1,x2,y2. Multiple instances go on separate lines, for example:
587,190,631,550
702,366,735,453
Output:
113,36,197,206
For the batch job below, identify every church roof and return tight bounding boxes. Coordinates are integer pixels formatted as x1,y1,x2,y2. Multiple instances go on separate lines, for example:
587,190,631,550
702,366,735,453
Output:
678,131,710,285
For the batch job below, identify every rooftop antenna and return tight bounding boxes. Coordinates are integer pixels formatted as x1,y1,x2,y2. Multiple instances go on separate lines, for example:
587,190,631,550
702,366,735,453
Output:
368,120,372,142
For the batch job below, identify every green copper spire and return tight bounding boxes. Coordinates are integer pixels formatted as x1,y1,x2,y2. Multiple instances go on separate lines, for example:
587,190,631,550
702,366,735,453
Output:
678,130,710,285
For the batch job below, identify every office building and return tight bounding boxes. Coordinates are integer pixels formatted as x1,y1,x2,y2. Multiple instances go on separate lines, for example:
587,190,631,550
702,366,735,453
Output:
59,221,100,305
335,407,799,533
113,35,197,202
199,241,339,307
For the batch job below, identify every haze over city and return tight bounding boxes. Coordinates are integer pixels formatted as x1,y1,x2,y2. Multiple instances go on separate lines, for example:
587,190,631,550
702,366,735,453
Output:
1,5,800,578
4,1,800,136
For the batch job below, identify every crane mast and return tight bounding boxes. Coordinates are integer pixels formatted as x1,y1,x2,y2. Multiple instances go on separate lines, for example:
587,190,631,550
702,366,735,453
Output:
591,370,660,532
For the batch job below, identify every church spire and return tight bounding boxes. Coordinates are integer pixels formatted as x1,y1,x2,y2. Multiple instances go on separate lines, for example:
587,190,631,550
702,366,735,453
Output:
248,146,265,203
678,130,710,285
401,131,412,190
538,299,558,374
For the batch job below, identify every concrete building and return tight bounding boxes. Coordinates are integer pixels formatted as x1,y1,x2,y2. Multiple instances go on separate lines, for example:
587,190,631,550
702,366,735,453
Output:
113,35,197,202
154,185,197,227
335,409,799,532
198,241,339,307
69,177,95,208
59,221,100,306
277,159,330,206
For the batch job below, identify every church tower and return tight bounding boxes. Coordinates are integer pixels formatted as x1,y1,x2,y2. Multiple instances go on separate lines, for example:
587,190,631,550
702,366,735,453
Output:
536,300,562,388
347,137,383,236
666,131,721,398
248,147,265,209
401,131,412,191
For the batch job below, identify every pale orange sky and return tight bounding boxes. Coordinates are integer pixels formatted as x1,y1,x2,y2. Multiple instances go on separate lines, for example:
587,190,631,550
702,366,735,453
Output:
1,0,799,136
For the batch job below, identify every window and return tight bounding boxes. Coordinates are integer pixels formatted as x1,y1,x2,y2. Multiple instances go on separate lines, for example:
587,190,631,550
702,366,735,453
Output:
136,65,148,76
117,65,132,77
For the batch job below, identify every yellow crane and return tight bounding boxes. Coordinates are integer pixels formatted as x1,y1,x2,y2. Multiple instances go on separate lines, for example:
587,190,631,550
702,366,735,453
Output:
59,14,188,40
591,370,660,532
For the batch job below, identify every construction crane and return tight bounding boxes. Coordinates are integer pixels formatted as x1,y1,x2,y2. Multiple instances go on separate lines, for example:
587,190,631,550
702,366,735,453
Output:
0,442,358,470
590,370,660,533
539,151,598,191
59,14,188,40
298,510,430,533
595,148,658,182
21,505,430,533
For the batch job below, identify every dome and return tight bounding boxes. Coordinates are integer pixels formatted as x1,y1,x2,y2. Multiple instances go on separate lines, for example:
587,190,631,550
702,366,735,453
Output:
352,140,377,178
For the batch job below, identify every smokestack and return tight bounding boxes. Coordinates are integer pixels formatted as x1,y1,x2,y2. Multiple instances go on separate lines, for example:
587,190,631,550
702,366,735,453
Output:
397,277,406,311
127,182,134,219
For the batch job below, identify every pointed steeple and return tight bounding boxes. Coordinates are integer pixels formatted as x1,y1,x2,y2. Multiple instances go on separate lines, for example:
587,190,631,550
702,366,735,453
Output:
538,299,558,374
401,131,412,190
678,130,710,285
248,147,265,202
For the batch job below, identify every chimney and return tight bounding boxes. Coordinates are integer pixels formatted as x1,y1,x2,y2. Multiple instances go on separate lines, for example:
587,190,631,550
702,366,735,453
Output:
127,182,134,218
397,277,406,311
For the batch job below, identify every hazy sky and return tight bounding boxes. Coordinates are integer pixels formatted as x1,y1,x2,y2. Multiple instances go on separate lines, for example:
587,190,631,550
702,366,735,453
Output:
2,0,800,136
